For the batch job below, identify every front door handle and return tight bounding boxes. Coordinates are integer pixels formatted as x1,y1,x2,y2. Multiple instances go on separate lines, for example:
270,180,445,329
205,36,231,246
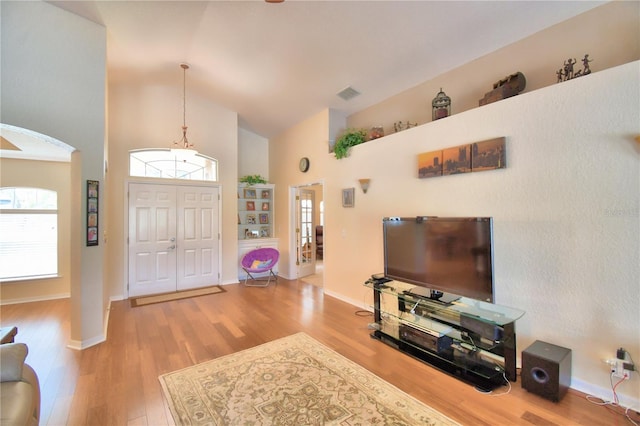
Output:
168,244,176,250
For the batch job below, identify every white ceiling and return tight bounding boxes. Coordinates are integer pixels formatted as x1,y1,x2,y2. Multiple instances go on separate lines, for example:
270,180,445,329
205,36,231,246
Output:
2,0,606,160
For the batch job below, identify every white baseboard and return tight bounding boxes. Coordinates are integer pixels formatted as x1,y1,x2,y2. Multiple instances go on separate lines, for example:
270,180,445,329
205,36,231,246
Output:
570,377,640,412
67,333,105,350
323,288,369,311
0,293,70,306
66,299,111,351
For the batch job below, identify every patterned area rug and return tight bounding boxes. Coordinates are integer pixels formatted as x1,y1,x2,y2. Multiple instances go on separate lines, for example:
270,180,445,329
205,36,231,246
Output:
159,332,460,425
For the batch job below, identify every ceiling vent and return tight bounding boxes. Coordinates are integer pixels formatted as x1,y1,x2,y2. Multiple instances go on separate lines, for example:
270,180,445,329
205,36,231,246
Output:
337,86,361,101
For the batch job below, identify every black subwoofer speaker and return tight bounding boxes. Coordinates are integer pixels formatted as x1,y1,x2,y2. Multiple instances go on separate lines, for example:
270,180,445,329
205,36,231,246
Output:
522,340,572,402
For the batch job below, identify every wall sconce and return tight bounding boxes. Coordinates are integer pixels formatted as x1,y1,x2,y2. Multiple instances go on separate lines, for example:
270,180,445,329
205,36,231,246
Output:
358,178,371,194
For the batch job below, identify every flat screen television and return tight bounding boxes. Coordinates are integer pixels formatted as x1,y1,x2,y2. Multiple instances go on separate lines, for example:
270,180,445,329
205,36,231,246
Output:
383,216,494,303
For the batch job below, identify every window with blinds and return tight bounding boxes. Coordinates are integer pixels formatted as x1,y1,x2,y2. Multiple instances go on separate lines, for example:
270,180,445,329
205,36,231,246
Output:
0,187,58,281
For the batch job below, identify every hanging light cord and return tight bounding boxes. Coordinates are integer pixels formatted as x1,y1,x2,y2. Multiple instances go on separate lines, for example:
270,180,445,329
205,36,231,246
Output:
182,64,187,132
177,63,192,149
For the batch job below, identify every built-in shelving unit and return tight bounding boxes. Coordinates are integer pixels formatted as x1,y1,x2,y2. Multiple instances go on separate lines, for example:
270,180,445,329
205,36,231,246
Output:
237,183,278,280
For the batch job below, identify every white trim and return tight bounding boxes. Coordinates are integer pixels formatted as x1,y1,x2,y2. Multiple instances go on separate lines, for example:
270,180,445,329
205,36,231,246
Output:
66,299,111,351
0,274,61,284
0,292,69,306
569,378,639,413
288,180,326,285
323,288,369,312
67,333,105,351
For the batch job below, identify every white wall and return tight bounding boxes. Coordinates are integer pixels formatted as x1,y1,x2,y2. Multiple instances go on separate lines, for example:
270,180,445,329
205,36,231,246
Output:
273,62,640,407
107,79,239,294
1,0,107,348
238,128,269,180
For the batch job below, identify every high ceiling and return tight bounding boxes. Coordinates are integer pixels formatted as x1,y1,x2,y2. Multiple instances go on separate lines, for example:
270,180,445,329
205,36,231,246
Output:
3,0,606,160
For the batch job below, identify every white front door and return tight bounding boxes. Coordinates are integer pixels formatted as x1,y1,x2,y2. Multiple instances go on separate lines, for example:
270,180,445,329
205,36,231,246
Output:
128,183,220,297
176,186,220,291
297,188,316,278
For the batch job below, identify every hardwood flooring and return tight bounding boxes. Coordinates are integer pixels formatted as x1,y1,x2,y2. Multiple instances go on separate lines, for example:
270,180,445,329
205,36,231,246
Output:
1,279,637,425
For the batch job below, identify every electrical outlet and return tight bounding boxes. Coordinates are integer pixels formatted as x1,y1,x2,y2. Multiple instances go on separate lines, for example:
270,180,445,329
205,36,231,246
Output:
612,359,631,379
611,348,634,379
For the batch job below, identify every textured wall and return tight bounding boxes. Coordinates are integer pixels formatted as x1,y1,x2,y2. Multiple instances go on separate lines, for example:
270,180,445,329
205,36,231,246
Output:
338,62,639,405
2,0,107,347
272,62,639,406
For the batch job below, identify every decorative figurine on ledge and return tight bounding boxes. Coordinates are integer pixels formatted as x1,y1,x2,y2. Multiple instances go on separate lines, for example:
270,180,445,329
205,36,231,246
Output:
394,121,418,133
432,88,451,121
369,126,384,140
479,71,526,106
557,54,592,82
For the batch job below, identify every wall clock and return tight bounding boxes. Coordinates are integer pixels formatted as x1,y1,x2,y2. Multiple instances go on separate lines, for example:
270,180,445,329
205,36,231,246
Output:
299,157,310,172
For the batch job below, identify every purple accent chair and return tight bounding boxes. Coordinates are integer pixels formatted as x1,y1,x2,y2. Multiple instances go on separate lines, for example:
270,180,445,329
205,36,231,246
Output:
240,247,279,287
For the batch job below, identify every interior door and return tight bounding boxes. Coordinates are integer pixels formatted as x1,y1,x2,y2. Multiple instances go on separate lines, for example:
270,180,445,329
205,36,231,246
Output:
128,183,220,297
297,188,316,278
128,183,178,297
176,186,219,291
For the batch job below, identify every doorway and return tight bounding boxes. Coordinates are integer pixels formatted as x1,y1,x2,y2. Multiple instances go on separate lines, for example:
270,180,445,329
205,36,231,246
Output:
127,182,221,297
292,182,324,287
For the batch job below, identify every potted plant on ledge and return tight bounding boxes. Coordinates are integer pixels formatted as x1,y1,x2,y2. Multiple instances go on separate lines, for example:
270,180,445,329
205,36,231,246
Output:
334,128,367,159
239,175,267,186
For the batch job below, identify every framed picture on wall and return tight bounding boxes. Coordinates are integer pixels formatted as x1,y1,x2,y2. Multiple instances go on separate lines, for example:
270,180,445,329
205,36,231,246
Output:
246,201,255,211
87,180,99,246
342,188,355,208
472,137,506,172
417,150,443,179
259,213,269,224
443,145,471,176
243,188,257,199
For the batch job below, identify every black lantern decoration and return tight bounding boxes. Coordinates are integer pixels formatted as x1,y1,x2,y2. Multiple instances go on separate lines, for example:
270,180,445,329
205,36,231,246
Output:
432,88,451,121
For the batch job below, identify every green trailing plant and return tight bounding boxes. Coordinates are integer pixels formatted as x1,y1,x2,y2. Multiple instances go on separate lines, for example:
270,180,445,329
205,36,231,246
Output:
334,128,367,159
239,174,268,185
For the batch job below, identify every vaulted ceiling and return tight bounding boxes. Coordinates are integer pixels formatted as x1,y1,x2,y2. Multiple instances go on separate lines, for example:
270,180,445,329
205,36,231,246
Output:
52,0,608,138
2,0,606,160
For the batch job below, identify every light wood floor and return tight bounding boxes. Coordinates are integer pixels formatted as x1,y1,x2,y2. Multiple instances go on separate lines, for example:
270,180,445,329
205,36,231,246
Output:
1,279,637,425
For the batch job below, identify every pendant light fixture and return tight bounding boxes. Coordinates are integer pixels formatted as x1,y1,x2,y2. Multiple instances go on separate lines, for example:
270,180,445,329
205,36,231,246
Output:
171,63,198,159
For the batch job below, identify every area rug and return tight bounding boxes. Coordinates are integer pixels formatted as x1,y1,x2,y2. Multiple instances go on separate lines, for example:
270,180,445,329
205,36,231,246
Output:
159,332,460,425
130,285,224,307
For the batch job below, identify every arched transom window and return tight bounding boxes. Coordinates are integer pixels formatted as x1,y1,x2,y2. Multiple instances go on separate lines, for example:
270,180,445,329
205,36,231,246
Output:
129,149,218,181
